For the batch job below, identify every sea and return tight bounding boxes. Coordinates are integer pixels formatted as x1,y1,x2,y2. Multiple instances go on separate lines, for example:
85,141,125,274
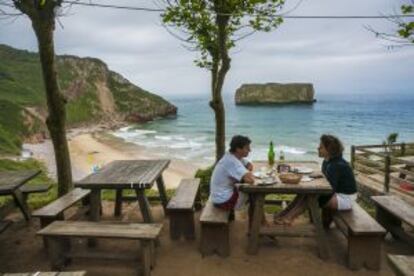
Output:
112,93,414,166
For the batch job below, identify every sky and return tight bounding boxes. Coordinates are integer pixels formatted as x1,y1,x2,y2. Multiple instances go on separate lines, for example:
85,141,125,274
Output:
0,0,413,99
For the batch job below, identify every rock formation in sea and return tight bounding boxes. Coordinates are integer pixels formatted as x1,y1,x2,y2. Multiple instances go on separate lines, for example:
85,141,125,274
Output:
235,83,315,105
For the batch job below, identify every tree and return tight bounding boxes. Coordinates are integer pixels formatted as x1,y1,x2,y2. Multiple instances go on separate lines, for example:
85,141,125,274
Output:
161,0,285,162
0,0,73,196
367,1,414,46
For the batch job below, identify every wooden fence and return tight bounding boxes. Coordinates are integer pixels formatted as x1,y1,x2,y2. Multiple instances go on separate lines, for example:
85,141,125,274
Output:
351,143,414,202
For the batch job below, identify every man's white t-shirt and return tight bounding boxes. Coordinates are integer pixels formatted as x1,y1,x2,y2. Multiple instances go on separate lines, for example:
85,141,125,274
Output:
210,152,249,204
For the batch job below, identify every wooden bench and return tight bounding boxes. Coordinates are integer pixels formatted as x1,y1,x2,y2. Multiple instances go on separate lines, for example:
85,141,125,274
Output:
333,203,386,270
21,183,52,202
32,188,91,247
371,195,414,247
2,271,86,276
199,200,230,257
167,178,201,240
387,254,414,276
37,221,163,276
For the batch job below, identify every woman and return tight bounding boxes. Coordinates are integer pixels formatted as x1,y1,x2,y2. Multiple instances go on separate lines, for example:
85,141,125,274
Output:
274,134,357,227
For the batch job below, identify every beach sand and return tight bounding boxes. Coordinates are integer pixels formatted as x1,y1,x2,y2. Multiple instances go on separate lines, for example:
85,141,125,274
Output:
25,131,200,189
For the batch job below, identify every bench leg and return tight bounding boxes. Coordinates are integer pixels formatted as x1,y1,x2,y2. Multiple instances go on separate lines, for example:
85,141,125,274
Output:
169,211,195,240
140,240,152,276
114,189,123,217
40,215,63,248
348,235,382,270
200,223,230,257
376,207,402,239
47,236,70,270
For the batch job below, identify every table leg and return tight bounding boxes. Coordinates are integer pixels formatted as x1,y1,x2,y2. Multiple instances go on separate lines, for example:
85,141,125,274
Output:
156,175,169,215
307,195,330,260
12,189,31,221
88,189,101,247
114,189,123,217
247,194,265,255
135,189,154,223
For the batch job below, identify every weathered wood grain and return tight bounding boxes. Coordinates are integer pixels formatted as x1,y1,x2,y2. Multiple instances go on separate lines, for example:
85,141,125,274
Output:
33,188,90,218
0,170,41,195
74,160,170,189
372,195,414,227
37,221,163,240
167,179,200,210
387,254,414,276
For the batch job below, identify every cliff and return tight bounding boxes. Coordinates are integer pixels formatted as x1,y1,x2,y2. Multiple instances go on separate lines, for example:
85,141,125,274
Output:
0,44,177,154
235,83,315,105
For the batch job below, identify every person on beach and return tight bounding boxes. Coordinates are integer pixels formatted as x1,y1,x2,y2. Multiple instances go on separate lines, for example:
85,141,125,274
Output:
209,135,255,219
274,134,357,227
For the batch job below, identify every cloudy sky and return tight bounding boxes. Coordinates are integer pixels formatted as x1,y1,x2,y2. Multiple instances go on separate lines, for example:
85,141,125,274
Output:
1,0,413,99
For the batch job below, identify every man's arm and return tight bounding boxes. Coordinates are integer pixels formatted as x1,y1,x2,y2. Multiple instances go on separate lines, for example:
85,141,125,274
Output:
242,172,255,184
242,158,253,171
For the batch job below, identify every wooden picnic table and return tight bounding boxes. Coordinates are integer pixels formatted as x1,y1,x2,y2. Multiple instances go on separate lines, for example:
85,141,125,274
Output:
0,170,41,221
239,161,332,259
74,160,170,223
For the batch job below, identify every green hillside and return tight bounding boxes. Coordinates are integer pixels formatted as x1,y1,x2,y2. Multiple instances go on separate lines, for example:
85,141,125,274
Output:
0,44,177,155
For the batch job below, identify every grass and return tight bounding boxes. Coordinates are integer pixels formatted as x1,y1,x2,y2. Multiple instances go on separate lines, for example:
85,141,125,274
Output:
0,44,175,155
0,159,57,209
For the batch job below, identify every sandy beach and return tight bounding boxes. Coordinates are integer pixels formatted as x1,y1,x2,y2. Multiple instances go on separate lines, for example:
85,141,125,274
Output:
24,131,200,189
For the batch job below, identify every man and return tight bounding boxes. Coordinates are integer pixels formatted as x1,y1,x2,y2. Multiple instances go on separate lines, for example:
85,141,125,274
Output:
210,135,255,213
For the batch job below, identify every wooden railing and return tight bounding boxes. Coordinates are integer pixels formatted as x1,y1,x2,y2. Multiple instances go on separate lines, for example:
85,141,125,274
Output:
351,143,414,194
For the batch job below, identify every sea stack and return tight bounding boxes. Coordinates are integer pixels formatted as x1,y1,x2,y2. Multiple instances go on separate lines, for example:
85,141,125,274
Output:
235,83,316,105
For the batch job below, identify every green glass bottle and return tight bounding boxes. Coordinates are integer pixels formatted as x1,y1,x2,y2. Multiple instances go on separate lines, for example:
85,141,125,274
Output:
268,141,275,166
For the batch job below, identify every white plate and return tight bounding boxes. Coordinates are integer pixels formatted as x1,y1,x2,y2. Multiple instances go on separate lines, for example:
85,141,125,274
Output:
253,171,263,179
301,176,313,182
294,166,314,174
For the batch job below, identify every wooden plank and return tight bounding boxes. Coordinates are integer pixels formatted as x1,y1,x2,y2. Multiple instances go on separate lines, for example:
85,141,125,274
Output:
334,203,386,235
37,221,162,240
57,272,86,276
387,254,414,276
371,195,414,227
0,170,41,195
260,224,316,238
32,188,90,217
239,177,332,194
167,179,200,210
200,200,229,224
75,160,170,189
20,184,52,194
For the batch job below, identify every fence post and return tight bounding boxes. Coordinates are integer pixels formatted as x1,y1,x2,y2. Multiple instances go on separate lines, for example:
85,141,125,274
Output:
351,145,355,169
384,154,391,193
401,143,406,156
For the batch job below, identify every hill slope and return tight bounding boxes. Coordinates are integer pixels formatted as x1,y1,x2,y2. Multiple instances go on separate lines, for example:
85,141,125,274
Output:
0,44,177,154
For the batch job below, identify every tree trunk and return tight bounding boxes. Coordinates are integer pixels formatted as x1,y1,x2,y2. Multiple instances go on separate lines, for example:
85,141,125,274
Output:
32,15,73,196
210,2,231,163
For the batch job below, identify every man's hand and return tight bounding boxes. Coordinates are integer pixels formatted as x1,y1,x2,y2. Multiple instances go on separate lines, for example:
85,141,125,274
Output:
246,162,253,172
242,172,255,185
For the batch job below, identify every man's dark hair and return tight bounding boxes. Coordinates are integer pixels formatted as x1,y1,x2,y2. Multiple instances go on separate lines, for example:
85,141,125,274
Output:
320,134,344,158
229,135,251,153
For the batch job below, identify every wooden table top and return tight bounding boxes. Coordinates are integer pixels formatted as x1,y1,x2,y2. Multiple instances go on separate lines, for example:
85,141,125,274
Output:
0,170,41,194
239,161,332,195
74,160,170,189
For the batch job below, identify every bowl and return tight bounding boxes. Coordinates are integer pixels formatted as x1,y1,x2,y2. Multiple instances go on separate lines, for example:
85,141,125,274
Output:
279,173,302,184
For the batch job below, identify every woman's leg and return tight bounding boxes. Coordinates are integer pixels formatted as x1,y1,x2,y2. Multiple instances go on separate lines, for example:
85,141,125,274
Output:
274,195,308,225
273,195,305,220
322,195,338,229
